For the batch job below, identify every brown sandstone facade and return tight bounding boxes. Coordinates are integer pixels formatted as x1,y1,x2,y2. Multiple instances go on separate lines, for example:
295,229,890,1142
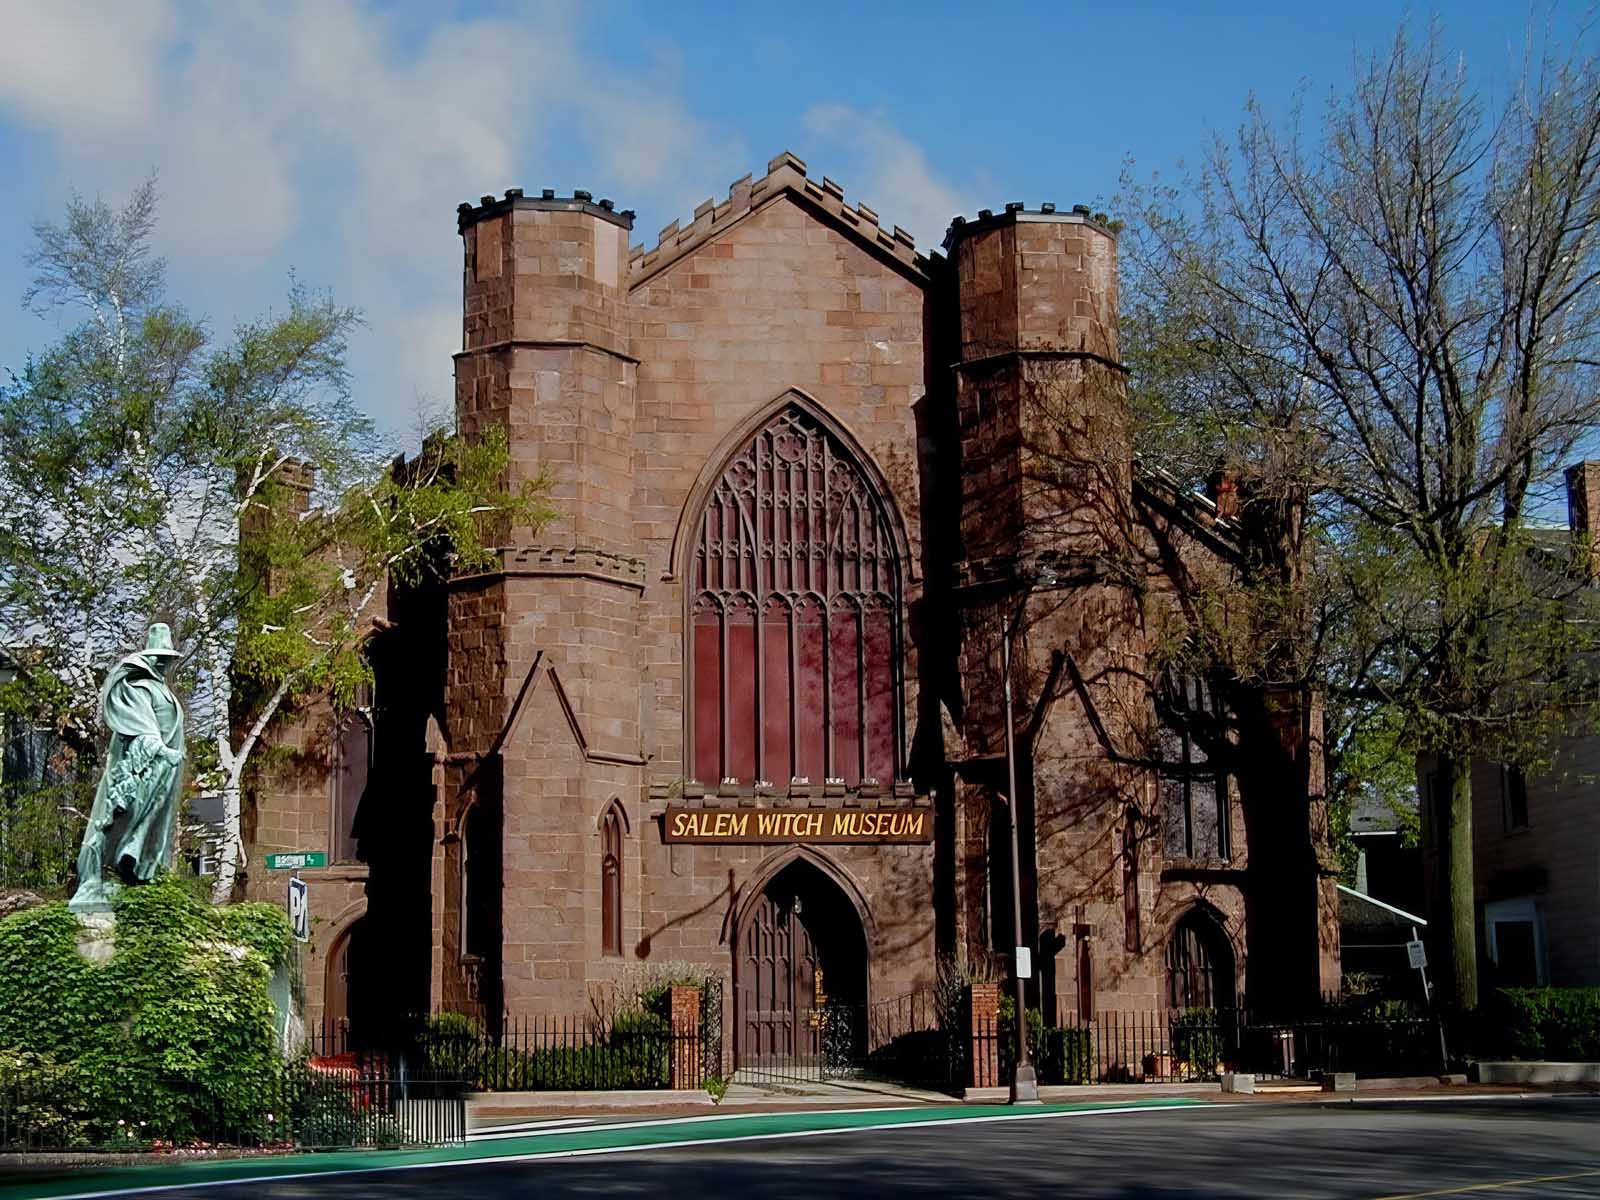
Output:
246,153,1339,1055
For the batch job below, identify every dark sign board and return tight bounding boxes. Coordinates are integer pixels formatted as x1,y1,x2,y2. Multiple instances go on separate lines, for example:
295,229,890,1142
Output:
662,805,932,845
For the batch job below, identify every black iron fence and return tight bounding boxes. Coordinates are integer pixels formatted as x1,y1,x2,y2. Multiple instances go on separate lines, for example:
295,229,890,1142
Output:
980,1000,1444,1087
0,1057,466,1153
310,981,726,1094
735,990,962,1091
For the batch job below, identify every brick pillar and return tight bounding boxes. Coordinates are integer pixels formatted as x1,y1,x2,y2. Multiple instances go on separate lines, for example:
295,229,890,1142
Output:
969,982,1000,1089
669,985,703,1090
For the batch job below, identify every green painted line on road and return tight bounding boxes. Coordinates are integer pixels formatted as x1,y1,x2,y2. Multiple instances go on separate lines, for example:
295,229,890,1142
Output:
0,1099,1209,1200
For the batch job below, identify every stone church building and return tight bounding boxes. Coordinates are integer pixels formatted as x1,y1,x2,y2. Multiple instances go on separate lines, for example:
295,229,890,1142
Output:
244,152,1340,1062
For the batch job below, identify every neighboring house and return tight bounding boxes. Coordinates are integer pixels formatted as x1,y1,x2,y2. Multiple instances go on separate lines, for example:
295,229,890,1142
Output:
1350,791,1423,918
1416,461,1600,990
1339,792,1427,994
246,152,1341,1048
0,649,80,889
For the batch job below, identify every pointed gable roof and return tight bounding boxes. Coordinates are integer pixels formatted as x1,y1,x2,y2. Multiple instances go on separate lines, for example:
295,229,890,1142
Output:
628,151,934,290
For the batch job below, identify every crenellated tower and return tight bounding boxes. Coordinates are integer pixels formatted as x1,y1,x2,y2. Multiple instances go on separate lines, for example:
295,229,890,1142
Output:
443,190,648,1018
945,203,1153,1009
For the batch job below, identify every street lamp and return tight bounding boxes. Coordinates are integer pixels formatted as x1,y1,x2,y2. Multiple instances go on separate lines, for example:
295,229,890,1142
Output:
1000,612,1039,1104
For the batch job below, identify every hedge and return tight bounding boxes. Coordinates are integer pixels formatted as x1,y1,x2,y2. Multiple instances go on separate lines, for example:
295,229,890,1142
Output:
1482,988,1600,1062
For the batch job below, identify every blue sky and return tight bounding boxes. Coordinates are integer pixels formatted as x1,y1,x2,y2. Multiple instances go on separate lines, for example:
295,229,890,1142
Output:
0,1,1589,437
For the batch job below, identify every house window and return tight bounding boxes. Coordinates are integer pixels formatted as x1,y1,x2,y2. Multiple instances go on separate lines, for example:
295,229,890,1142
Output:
1485,897,1547,987
194,839,219,877
1156,674,1228,861
1500,765,1529,831
688,404,903,787
331,710,372,864
601,805,623,957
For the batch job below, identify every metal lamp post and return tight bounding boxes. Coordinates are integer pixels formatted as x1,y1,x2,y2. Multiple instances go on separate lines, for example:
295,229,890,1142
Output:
1000,612,1039,1103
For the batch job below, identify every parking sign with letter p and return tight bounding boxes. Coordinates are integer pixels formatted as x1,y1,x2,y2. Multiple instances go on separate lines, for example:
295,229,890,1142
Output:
288,876,309,943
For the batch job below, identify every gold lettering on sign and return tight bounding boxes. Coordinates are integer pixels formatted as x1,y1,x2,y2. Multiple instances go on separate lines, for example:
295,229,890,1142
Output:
662,804,933,845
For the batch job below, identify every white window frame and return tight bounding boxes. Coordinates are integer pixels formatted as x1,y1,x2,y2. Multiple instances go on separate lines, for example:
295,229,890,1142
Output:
1484,896,1548,986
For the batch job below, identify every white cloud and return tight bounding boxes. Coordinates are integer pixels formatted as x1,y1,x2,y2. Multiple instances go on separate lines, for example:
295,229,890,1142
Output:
802,103,980,251
0,7,964,435
0,1,739,431
0,0,174,135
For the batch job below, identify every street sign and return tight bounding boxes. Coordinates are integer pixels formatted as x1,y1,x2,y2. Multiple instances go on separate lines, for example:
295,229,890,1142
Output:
287,877,309,943
265,852,327,871
1406,939,1427,970
1015,946,1033,979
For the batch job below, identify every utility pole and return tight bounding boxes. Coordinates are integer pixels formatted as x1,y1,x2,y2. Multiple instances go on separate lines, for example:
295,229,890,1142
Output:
1001,613,1039,1103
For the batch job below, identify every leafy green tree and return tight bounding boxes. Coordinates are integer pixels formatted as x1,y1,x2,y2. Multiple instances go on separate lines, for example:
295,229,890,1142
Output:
1120,25,1600,1007
0,180,554,902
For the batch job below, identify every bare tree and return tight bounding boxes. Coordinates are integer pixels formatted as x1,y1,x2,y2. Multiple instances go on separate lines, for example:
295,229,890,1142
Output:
1120,23,1600,1007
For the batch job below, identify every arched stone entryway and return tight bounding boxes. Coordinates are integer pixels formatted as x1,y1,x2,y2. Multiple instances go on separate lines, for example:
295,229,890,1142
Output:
1165,905,1236,1010
325,913,377,1046
734,856,869,1070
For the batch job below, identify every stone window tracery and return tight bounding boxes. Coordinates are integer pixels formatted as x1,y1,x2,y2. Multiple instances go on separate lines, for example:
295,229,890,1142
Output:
689,405,903,787
1156,673,1229,862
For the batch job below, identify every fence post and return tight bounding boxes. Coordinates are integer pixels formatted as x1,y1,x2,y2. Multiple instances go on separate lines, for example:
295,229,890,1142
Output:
670,985,703,1089
968,983,999,1089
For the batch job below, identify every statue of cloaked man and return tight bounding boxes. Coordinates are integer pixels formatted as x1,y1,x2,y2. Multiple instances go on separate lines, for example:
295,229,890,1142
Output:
68,623,186,911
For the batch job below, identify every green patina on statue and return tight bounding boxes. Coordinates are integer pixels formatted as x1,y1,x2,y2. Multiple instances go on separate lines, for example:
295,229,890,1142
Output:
68,624,186,912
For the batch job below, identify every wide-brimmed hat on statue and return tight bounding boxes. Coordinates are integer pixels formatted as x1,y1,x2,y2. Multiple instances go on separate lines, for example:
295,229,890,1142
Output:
143,623,181,657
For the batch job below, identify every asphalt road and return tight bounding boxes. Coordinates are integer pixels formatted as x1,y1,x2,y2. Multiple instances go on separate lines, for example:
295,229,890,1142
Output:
44,1098,1600,1199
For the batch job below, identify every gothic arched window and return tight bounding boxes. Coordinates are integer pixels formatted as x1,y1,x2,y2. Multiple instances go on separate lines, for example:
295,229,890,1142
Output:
1155,673,1229,862
688,405,903,787
1122,807,1141,952
601,805,623,957
331,710,372,864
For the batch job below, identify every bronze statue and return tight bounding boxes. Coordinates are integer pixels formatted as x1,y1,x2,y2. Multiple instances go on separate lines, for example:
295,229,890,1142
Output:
69,624,186,911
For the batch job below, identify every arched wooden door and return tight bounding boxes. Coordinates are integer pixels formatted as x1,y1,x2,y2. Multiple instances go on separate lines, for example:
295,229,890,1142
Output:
736,861,865,1072
738,890,819,1066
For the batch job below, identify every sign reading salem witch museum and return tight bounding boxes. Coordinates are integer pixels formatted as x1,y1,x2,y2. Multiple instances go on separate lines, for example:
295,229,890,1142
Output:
663,806,932,845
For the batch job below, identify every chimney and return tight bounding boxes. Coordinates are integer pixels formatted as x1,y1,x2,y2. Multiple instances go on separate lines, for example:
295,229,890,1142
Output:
1565,461,1600,577
1207,470,1240,521
276,458,316,518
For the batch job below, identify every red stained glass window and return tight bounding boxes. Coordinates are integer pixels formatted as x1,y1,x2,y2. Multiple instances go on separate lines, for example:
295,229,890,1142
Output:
689,406,902,787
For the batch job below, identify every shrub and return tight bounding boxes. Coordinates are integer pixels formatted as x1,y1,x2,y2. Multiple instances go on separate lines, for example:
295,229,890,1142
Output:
1171,1008,1224,1078
1036,1027,1093,1085
0,874,293,1144
1483,988,1600,1062
416,1012,486,1081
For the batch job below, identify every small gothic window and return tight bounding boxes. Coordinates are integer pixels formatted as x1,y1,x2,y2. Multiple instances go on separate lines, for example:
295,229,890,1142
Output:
1122,809,1141,952
1155,674,1228,861
601,805,623,957
689,404,903,787
1076,935,1095,1021
331,711,372,864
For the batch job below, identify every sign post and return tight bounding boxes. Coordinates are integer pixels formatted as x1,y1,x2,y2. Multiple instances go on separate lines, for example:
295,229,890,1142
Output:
288,876,310,943
1410,925,1450,1073
266,852,327,871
